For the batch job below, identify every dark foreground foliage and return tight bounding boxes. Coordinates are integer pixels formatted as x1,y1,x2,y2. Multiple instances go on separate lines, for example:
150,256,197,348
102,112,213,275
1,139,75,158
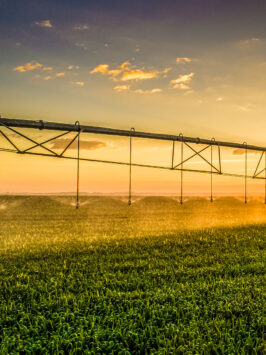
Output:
0,196,265,354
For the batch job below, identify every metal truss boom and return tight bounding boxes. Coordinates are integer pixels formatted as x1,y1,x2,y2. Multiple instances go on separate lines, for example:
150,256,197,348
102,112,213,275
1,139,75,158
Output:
0,117,265,207
0,117,265,152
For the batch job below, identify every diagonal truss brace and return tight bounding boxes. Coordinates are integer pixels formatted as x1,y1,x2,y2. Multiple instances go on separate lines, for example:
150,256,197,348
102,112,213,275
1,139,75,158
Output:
253,152,266,178
23,131,71,153
0,122,58,156
0,123,81,159
171,142,221,174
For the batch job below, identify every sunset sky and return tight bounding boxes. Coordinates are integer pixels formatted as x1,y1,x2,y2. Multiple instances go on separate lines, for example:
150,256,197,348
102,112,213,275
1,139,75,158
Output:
0,0,265,195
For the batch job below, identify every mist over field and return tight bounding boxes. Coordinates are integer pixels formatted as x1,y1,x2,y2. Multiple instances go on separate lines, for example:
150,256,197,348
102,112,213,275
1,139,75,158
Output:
1,195,265,236
0,195,265,253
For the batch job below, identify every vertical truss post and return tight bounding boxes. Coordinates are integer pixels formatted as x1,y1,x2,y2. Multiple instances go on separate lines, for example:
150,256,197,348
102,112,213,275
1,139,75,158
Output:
171,140,177,203
244,142,247,204
210,138,215,202
128,128,135,206
171,140,175,169
180,133,183,205
218,143,222,174
75,121,80,209
265,152,266,204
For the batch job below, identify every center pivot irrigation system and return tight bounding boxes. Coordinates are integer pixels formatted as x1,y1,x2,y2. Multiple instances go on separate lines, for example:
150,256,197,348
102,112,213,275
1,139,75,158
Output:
0,117,265,208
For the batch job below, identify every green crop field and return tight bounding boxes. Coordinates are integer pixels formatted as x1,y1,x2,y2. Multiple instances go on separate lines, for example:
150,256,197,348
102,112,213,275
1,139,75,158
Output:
0,196,265,354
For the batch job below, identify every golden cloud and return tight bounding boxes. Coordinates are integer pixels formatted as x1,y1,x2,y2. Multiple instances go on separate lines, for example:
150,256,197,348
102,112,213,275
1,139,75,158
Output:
134,88,162,94
170,72,195,89
114,85,130,92
119,61,130,70
34,20,52,28
174,84,190,90
233,149,260,155
176,57,192,64
55,72,65,77
75,81,85,87
91,61,164,83
107,69,122,77
43,67,53,71
91,62,131,77
49,139,107,150
44,76,52,80
121,69,158,81
68,65,80,70
13,61,43,72
162,67,172,73
90,64,110,75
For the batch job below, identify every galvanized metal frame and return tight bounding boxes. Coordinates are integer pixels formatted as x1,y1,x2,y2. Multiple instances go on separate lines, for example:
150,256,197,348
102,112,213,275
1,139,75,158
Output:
0,117,265,207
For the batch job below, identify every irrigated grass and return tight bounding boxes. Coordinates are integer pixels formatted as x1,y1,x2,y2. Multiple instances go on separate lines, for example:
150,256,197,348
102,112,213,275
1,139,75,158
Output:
0,196,265,354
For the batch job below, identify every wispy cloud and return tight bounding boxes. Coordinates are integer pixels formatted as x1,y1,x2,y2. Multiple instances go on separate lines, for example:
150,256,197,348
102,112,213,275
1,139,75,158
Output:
91,61,164,82
75,81,84,87
134,88,162,94
162,67,171,74
91,64,112,75
75,43,88,50
170,72,195,90
49,139,107,150
184,90,194,96
13,61,43,72
114,84,162,94
13,62,55,73
237,37,260,46
121,69,158,81
55,72,65,77
68,65,79,70
90,62,130,79
34,20,52,28
233,148,260,155
234,103,253,112
114,85,130,92
73,25,88,31
120,61,131,70
44,76,52,80
176,57,192,64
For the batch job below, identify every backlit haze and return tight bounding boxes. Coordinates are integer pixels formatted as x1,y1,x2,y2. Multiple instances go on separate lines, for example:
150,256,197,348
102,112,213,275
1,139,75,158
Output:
0,0,265,195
